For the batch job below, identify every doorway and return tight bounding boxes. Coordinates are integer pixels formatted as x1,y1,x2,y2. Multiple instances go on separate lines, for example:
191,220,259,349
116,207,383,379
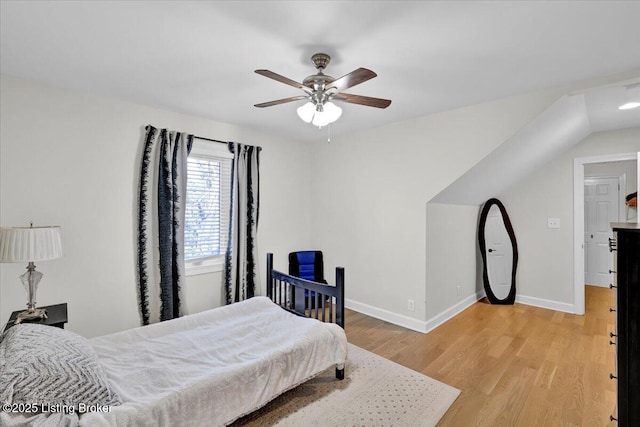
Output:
573,152,639,315
583,176,621,287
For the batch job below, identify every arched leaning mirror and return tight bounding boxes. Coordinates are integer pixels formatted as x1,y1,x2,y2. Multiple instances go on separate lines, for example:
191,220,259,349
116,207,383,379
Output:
478,198,518,305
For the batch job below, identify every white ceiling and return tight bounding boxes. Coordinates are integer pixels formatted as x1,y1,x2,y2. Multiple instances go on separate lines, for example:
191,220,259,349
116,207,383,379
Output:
1,1,640,142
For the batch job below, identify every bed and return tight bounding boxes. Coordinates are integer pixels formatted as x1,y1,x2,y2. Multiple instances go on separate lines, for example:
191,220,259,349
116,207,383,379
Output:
0,253,347,427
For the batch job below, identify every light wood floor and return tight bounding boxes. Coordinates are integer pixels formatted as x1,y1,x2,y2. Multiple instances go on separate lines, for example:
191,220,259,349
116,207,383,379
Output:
344,286,617,426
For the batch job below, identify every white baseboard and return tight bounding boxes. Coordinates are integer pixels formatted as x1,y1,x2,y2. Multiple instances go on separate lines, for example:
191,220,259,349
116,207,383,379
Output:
345,299,428,333
345,291,578,335
515,294,575,314
423,290,486,334
345,290,485,334
586,283,610,289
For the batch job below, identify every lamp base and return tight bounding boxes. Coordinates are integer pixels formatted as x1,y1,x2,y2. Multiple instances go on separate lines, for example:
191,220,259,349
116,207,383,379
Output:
15,308,48,324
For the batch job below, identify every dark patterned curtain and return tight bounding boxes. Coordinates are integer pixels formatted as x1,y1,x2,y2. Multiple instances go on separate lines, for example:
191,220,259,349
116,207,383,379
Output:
224,142,261,304
137,125,193,325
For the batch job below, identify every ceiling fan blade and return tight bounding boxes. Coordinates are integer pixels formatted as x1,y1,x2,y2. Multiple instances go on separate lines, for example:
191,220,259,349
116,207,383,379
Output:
254,95,308,108
255,69,310,91
325,68,377,92
334,93,392,109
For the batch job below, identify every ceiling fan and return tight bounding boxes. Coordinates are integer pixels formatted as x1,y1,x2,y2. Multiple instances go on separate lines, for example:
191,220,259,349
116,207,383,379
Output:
254,53,391,127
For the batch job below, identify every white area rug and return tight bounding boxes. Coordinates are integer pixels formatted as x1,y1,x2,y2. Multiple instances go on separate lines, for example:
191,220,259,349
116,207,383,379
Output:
234,343,460,426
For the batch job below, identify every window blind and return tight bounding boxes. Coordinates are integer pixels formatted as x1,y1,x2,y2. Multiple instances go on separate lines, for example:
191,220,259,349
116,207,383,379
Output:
184,153,232,261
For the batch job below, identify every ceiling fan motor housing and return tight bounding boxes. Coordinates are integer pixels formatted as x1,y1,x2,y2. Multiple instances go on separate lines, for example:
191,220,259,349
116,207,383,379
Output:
311,53,331,70
303,73,334,97
303,53,336,99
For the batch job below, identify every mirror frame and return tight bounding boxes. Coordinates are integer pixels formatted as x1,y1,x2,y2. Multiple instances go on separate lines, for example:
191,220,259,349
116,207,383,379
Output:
478,198,518,305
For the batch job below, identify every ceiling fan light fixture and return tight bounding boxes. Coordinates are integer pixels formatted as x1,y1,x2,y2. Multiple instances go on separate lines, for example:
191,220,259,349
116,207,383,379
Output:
298,101,342,127
296,102,316,123
323,101,342,123
311,109,331,127
310,102,342,128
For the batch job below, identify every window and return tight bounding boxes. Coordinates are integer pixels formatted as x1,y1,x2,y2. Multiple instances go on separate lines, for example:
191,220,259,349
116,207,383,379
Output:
184,141,233,275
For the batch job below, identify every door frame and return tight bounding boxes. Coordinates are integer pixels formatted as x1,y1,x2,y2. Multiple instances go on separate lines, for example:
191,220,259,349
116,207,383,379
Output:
573,152,639,315
583,174,624,287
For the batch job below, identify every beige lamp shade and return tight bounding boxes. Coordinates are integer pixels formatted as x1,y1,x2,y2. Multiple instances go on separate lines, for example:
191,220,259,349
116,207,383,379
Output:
0,226,63,262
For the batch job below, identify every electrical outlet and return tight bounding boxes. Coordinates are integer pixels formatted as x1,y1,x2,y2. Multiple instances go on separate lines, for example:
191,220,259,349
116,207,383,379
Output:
408,299,415,312
547,218,560,229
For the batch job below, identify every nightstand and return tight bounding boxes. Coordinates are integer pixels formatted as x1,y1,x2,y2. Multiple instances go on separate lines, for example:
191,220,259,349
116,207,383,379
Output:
4,303,68,333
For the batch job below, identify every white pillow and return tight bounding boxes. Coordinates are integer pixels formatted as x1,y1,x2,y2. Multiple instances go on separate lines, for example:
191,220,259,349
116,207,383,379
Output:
0,323,121,411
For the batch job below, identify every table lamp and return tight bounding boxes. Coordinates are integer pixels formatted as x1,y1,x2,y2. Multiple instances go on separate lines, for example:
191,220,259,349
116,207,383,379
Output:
0,225,63,323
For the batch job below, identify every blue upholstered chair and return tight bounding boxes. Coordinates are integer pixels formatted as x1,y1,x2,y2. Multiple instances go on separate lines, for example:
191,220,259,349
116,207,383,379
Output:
288,250,327,284
289,251,327,308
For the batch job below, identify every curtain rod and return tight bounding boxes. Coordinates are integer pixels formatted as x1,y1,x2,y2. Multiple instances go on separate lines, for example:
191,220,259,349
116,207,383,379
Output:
193,135,230,145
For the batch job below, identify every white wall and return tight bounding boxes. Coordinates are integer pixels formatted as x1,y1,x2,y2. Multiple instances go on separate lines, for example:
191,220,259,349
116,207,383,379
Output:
425,203,482,327
0,75,312,337
498,127,640,309
309,87,563,328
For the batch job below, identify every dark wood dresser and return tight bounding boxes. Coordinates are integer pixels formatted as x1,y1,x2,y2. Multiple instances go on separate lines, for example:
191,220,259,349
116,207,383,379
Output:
610,222,640,425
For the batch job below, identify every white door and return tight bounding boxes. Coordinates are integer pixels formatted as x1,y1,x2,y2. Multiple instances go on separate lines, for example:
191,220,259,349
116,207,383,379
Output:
584,177,619,287
485,204,513,300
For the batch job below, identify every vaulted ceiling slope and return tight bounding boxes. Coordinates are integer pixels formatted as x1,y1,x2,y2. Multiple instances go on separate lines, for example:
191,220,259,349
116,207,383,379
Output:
431,80,640,206
1,1,640,142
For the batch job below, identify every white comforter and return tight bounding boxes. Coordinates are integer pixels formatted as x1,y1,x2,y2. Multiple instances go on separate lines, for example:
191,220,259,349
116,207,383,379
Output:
78,296,347,427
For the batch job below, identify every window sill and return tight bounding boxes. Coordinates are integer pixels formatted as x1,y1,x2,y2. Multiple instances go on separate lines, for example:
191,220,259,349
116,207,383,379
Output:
186,257,225,276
